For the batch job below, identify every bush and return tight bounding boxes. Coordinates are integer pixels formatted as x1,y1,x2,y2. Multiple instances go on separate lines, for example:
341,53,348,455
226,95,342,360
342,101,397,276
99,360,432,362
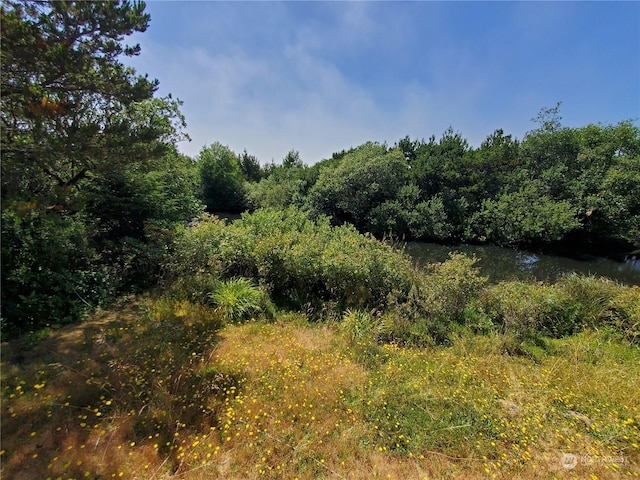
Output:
198,143,247,213
162,215,245,301
306,143,409,229
556,274,639,342
474,182,579,246
460,275,640,348
557,274,621,328
1,206,117,336
388,253,487,346
422,253,488,319
609,287,640,344
366,201,409,237
167,208,415,313
318,223,413,309
406,194,455,241
480,280,580,340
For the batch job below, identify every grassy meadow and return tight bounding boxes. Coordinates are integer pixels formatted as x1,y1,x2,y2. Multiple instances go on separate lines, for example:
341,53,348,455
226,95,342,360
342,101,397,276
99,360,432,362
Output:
2,294,639,479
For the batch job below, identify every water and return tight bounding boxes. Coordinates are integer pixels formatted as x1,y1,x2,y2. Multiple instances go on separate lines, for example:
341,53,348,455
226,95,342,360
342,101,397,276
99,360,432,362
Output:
403,242,640,286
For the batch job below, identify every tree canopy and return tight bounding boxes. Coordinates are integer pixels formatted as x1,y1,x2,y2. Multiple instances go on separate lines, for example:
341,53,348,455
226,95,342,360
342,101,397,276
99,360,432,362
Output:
1,0,187,205
1,1,198,336
244,114,639,249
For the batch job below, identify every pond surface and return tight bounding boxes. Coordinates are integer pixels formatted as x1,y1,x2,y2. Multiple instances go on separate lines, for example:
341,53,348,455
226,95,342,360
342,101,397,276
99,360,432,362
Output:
403,242,640,286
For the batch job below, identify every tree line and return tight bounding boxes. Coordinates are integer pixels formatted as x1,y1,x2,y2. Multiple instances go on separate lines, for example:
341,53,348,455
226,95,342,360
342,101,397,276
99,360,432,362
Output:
210,111,639,251
2,0,638,337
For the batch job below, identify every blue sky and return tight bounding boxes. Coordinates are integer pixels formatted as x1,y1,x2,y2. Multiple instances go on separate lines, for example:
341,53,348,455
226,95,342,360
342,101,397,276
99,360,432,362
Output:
125,1,640,164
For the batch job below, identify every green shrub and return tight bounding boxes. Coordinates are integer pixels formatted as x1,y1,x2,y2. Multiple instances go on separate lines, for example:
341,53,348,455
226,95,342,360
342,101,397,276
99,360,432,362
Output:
557,274,620,327
165,216,231,276
387,253,487,346
466,275,640,347
366,200,409,237
557,274,640,343
422,253,488,319
473,181,580,246
481,280,580,340
1,206,117,336
462,301,495,335
609,287,640,344
406,194,455,241
162,215,248,301
318,223,413,309
169,208,415,312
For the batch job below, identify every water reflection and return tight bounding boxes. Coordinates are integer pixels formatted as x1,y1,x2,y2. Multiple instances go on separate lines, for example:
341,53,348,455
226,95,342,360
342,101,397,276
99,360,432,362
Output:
403,242,640,286
625,254,639,268
515,253,539,273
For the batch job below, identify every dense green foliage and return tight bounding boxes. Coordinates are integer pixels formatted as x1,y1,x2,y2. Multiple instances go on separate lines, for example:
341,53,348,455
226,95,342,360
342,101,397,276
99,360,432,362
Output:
307,142,409,230
1,1,202,336
198,142,247,213
164,208,639,347
166,208,414,313
245,108,639,250
244,150,312,210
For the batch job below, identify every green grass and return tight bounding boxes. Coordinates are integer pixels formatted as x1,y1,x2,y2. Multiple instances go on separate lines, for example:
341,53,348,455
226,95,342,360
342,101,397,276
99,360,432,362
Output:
349,330,640,477
209,278,274,323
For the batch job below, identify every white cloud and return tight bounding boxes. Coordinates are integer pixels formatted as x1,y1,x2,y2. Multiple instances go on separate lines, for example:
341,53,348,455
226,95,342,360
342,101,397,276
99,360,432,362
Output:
128,26,511,164
129,19,398,163
123,1,638,164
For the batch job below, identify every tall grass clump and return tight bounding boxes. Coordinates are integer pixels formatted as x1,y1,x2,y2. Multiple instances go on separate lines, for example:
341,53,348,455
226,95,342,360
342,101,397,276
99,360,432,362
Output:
340,309,387,345
482,281,579,339
474,275,639,349
208,278,274,323
558,274,640,344
608,286,640,344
